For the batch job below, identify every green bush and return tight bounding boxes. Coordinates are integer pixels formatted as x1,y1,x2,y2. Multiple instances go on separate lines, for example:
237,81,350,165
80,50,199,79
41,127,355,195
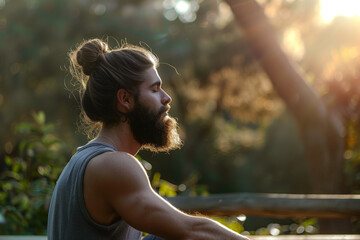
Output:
0,111,68,234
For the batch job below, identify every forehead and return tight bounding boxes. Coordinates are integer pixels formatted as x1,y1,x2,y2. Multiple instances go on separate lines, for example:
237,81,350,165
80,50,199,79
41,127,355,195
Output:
141,67,162,87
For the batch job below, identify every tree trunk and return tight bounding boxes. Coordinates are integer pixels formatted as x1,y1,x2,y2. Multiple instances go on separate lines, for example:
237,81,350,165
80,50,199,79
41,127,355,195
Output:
226,0,348,232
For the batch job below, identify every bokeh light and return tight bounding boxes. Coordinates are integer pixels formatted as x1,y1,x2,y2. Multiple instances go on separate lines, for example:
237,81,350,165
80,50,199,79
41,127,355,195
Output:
236,214,246,222
162,0,199,23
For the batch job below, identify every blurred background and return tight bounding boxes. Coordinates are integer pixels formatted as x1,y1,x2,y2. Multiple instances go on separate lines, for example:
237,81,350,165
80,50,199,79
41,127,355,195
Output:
1,0,360,235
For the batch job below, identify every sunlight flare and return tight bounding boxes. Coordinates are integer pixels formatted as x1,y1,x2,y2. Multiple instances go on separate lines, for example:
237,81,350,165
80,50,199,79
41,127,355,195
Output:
321,0,360,22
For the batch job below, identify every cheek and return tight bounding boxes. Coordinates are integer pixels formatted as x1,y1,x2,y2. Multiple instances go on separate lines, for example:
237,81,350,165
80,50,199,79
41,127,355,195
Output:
140,91,158,102
144,94,162,107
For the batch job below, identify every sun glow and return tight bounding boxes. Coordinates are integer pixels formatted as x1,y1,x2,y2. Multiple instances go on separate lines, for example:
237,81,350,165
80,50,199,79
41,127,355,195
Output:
321,0,360,23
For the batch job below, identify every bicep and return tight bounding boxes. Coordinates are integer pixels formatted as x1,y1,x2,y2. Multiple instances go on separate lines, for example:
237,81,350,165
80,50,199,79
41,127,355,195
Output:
101,154,189,239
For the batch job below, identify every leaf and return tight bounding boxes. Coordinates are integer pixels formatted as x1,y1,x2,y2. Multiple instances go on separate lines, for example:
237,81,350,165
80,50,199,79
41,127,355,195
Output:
20,195,30,210
19,140,27,153
301,218,316,226
15,122,34,134
2,182,12,191
158,180,177,197
4,156,12,166
152,172,161,188
12,160,22,173
1,170,22,181
11,194,30,211
32,111,46,125
0,192,7,202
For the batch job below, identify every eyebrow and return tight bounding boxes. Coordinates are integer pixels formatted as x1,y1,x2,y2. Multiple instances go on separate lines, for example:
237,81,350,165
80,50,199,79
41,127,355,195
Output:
149,80,162,88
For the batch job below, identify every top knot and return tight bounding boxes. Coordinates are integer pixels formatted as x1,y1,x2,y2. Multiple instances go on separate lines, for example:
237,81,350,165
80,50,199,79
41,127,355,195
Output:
73,39,108,76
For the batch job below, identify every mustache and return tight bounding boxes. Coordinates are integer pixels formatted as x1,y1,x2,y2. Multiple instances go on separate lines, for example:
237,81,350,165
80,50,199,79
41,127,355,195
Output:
159,105,171,116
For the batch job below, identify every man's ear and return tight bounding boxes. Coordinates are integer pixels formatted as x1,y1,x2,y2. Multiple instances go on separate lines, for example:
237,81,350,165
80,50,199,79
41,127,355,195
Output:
116,89,134,113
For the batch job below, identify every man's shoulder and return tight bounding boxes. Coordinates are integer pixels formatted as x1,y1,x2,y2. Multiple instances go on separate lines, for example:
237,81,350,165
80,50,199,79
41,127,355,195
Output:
85,151,150,200
86,151,145,182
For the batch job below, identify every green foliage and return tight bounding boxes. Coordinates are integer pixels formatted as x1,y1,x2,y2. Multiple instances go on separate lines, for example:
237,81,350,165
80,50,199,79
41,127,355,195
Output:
212,216,245,234
0,111,67,234
152,172,178,197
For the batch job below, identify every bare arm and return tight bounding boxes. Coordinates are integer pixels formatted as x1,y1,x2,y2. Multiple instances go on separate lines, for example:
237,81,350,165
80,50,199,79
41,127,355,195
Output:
92,152,249,240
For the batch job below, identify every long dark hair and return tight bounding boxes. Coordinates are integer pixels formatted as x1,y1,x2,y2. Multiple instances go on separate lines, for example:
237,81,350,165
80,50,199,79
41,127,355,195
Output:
68,38,158,138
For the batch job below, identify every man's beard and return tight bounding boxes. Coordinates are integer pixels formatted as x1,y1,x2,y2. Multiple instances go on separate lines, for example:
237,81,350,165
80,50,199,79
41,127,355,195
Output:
126,99,182,152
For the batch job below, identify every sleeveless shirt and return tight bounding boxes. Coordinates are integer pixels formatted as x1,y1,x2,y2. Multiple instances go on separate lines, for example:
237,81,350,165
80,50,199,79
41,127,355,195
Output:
47,141,142,240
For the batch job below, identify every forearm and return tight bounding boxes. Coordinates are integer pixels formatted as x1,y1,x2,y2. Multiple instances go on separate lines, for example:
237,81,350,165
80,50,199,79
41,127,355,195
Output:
115,183,249,240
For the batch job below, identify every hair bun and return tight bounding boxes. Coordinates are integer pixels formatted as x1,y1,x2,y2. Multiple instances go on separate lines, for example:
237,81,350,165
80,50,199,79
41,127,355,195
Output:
74,39,108,76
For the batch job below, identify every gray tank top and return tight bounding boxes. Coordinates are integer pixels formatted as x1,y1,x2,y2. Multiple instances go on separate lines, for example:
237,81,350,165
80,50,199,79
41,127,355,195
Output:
47,142,142,240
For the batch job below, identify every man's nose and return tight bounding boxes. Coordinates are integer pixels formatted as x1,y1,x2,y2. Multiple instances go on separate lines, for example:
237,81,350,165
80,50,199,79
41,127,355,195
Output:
161,90,172,105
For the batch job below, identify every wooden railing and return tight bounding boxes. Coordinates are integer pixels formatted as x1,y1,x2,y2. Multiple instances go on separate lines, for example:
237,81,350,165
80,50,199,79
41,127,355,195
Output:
166,193,360,218
1,193,360,239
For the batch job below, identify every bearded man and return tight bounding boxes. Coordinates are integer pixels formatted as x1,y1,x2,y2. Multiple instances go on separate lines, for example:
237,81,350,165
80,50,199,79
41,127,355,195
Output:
47,39,249,240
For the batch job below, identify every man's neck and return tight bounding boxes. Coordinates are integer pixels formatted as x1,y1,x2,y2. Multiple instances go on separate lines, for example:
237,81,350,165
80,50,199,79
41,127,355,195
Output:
96,123,141,156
